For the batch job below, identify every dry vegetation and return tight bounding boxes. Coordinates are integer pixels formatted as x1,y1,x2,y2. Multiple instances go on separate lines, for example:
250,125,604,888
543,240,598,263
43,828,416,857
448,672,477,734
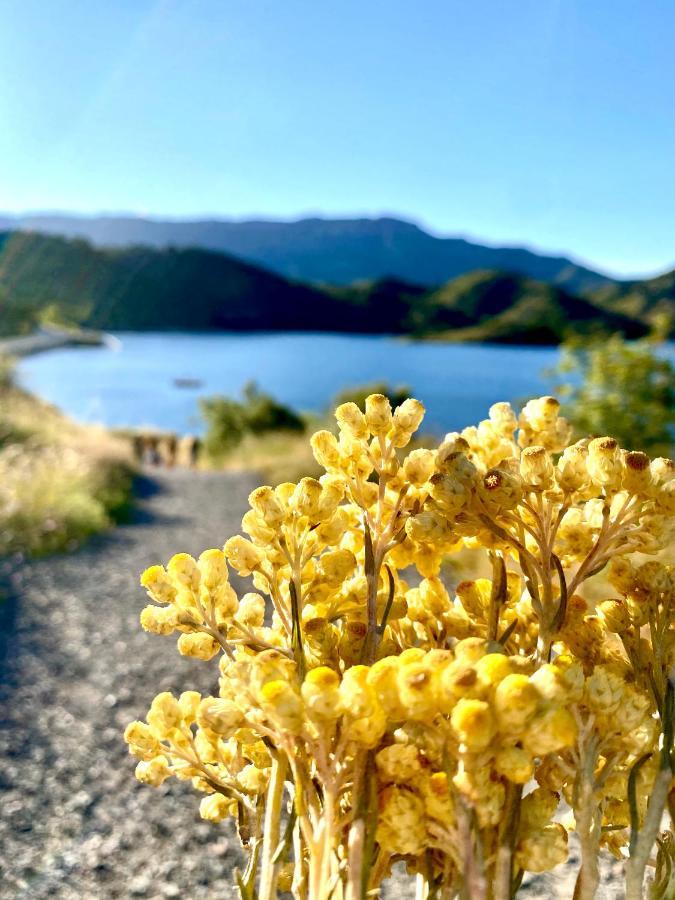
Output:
0,360,134,556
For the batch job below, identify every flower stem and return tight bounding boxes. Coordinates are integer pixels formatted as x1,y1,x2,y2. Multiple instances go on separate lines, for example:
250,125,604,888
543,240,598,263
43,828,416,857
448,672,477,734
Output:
259,752,288,900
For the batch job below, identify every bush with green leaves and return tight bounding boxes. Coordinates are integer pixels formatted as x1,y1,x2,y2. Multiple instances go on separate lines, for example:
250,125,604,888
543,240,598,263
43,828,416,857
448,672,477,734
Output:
549,334,674,456
200,382,305,461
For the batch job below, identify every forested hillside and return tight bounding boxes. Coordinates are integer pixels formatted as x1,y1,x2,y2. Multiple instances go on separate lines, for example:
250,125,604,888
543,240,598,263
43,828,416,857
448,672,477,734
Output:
0,231,664,343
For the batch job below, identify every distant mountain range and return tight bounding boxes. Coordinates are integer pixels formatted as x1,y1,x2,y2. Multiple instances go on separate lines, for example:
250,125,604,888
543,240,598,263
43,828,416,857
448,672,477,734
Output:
0,213,616,295
0,230,664,343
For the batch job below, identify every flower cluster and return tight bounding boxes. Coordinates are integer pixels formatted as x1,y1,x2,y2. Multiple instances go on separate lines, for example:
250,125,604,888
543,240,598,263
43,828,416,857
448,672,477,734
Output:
125,394,674,900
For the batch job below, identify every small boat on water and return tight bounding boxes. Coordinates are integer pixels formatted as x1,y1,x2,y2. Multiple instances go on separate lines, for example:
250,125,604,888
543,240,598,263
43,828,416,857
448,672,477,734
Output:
173,377,203,389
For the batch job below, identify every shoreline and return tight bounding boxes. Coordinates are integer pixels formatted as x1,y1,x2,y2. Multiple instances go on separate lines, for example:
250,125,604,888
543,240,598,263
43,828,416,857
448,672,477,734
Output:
0,326,112,358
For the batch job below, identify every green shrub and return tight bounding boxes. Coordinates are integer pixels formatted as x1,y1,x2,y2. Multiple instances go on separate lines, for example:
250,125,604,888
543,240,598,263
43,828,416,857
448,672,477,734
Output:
549,333,674,456
200,382,305,462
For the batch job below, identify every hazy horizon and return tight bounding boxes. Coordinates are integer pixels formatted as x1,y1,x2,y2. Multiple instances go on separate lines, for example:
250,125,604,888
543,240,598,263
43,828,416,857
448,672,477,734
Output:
1,208,668,282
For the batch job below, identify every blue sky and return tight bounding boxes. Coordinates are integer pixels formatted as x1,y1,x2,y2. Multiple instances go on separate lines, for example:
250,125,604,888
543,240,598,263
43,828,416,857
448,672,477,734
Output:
1,0,674,277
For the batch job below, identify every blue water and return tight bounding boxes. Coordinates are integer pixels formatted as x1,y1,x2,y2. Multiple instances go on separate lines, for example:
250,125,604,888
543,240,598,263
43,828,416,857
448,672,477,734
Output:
18,332,567,436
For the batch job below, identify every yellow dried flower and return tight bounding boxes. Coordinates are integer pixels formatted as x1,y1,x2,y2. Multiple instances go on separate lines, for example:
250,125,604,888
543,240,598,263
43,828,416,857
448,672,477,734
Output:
140,564,176,604
140,604,176,635
335,402,369,440
365,393,393,436
301,666,342,720
450,698,495,750
199,793,237,823
375,744,421,783
516,823,568,873
177,632,220,660
587,437,622,489
376,786,427,856
223,535,264,575
520,446,554,491
135,756,171,786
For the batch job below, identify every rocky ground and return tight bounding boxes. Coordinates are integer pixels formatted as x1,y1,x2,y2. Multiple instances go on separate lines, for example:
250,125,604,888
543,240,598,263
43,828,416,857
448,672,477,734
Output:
0,470,624,899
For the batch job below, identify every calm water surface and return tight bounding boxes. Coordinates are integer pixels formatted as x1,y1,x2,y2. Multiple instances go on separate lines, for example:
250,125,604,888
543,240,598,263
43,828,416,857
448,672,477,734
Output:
18,332,566,435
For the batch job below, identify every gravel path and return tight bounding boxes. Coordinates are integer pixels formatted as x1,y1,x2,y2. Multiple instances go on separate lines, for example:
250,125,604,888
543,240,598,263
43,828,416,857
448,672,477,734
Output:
0,470,257,900
0,470,624,899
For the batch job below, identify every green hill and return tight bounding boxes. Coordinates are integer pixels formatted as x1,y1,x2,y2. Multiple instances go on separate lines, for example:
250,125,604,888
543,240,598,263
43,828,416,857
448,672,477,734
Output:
0,231,660,343
590,270,675,333
414,271,652,344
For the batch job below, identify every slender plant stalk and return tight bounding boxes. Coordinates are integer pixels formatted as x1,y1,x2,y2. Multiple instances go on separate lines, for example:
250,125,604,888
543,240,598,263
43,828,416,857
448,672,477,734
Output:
259,752,289,900
493,782,522,900
626,767,673,899
626,678,675,900
573,785,601,899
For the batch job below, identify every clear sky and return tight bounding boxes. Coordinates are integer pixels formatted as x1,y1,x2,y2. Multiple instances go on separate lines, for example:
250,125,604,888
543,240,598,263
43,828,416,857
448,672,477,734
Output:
1,0,674,277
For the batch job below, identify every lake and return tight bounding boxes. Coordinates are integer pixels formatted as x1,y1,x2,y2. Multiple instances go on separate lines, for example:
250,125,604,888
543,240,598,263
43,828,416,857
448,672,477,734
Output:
18,332,569,436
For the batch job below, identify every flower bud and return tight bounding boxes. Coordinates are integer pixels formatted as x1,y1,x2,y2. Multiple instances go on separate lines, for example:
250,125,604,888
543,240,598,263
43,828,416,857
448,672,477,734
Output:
177,633,220,660
375,744,421,782
259,680,303,732
317,475,345,519
392,398,425,433
403,448,435,486
197,697,244,735
493,674,539,731
455,580,490,618
135,756,171,787
238,763,270,795
318,549,356,586
597,598,631,633
520,446,554,490
301,666,342,720
237,592,265,627
140,565,177,604
199,793,237,822
178,691,201,724
311,430,341,469
489,402,518,438
524,706,577,756
248,486,285,526
450,698,495,750
291,477,323,519
124,721,163,759
376,786,426,856
587,437,622,489
651,457,675,488
429,471,471,515
365,393,393,436
224,535,264,575
335,402,369,440
147,692,183,736
520,396,561,430
436,434,471,469
406,510,455,544
556,443,590,493
140,604,176,635
494,745,534,784
167,553,200,591
516,823,568,873
195,554,227,596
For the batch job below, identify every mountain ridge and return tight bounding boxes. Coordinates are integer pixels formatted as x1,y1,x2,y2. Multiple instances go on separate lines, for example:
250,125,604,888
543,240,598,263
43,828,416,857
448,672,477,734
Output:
0,230,661,344
0,212,617,295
